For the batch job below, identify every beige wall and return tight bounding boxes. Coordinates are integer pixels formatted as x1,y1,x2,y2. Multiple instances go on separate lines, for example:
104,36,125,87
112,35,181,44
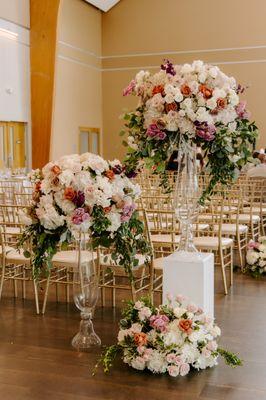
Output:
0,0,30,28
51,0,102,160
102,0,266,160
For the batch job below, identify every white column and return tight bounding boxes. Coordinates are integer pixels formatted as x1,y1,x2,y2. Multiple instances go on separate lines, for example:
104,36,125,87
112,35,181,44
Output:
163,252,214,318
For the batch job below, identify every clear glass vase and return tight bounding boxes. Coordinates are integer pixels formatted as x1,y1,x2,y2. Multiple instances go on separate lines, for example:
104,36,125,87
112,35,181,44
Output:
72,236,101,351
173,141,201,253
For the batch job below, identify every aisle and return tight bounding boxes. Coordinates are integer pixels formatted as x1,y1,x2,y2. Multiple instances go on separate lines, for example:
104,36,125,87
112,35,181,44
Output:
0,272,266,400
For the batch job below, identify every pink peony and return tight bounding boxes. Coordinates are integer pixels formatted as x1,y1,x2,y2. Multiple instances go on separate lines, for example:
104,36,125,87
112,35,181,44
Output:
123,79,136,96
72,208,90,225
179,363,190,376
146,124,166,140
235,101,251,119
187,303,198,313
207,340,218,351
150,314,169,332
121,203,136,222
167,365,180,377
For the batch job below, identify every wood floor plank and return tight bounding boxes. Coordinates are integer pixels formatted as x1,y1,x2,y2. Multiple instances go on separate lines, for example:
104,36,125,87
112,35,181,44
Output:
0,271,266,400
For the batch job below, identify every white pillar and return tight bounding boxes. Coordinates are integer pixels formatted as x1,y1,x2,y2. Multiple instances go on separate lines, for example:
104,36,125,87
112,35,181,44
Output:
163,252,214,318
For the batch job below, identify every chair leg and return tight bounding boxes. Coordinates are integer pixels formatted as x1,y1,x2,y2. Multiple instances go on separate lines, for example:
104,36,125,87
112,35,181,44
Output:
130,280,136,302
237,233,243,269
42,275,50,314
112,275,116,308
219,248,228,295
230,246,234,287
33,279,40,315
0,263,6,300
13,276,18,298
22,267,26,299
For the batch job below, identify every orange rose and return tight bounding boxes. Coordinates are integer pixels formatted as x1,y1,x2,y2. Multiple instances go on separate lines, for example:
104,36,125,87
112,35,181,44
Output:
165,102,178,112
64,187,76,201
35,182,41,192
51,165,61,175
134,332,147,346
181,84,191,96
216,97,227,109
152,85,164,96
105,169,115,180
103,206,112,214
52,177,59,186
199,84,213,99
179,319,193,334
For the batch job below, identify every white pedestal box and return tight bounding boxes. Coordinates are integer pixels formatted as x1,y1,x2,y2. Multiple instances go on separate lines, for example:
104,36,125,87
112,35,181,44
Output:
162,251,214,318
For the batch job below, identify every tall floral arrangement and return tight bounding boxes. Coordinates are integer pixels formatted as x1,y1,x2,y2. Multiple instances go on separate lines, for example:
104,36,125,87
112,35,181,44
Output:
19,153,150,276
96,296,241,376
122,60,258,200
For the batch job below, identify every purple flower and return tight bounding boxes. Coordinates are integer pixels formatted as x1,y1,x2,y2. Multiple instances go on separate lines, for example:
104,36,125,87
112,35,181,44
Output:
161,59,176,76
195,121,216,142
125,170,137,179
150,314,169,332
121,203,136,222
235,101,251,119
123,79,136,96
112,164,124,174
73,191,85,207
147,124,166,140
72,208,90,225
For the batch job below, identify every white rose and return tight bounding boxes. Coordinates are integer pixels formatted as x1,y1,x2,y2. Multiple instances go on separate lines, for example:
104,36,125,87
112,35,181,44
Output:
131,356,146,371
246,250,259,265
180,63,193,74
174,89,183,103
147,351,167,373
209,66,219,78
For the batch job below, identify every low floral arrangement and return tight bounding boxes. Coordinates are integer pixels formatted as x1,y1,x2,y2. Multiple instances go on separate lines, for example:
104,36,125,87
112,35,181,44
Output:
246,237,266,277
121,59,258,201
96,296,241,376
19,153,150,276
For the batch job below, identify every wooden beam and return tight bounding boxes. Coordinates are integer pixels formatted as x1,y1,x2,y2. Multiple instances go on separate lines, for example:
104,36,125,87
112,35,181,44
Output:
30,0,60,169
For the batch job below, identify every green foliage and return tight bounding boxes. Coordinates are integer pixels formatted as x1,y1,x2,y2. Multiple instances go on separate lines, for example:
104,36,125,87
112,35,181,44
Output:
217,348,243,367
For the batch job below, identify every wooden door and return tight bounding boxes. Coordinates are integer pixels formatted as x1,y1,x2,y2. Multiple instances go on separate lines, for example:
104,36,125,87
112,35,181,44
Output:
0,122,26,169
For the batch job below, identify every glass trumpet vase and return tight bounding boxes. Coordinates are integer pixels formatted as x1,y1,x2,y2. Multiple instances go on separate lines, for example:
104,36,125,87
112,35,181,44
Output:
174,141,201,253
72,236,101,351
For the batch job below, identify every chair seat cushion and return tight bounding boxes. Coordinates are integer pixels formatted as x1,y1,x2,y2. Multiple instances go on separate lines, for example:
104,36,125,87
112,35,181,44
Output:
213,223,248,234
231,214,260,223
243,207,266,214
151,234,180,244
52,250,97,268
193,236,233,249
152,234,233,249
3,246,31,264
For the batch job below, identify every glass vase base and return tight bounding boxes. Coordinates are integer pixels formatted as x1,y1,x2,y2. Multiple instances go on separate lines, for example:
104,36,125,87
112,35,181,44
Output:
72,331,101,351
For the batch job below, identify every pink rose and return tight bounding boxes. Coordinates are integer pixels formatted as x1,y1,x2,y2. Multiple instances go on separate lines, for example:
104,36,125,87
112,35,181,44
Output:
207,340,218,352
202,347,212,357
123,79,136,96
179,363,190,376
187,303,198,313
72,208,90,225
150,314,169,332
167,365,180,377
143,348,153,361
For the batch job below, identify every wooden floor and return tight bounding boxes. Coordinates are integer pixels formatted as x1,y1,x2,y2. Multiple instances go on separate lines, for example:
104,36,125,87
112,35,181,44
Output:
0,271,266,400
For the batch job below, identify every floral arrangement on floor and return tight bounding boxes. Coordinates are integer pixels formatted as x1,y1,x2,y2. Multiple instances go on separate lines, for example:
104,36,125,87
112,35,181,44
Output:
121,59,258,201
95,296,242,376
19,153,150,277
245,237,266,277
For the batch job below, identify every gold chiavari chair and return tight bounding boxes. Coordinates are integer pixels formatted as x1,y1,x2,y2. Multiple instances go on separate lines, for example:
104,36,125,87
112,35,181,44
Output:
41,236,97,314
242,178,266,236
97,208,153,306
233,180,261,241
0,221,41,314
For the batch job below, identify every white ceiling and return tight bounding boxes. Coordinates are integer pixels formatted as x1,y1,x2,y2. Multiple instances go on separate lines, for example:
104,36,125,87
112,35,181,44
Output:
85,0,120,12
